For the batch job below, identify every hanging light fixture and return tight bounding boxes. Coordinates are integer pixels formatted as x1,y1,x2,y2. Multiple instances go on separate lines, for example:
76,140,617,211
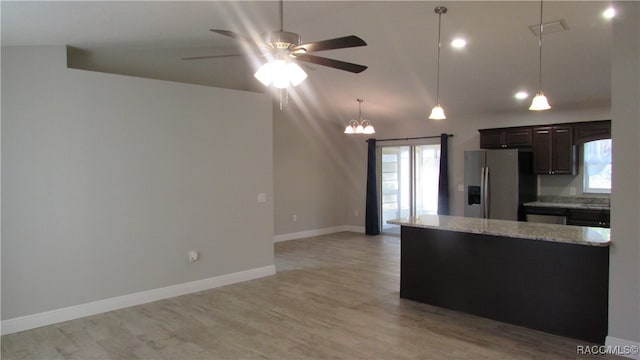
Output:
344,99,375,135
429,6,447,120
530,0,551,111
254,53,308,89
254,1,307,89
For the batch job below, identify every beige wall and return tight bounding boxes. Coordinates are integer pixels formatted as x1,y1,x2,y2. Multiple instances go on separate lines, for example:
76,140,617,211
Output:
273,101,350,235
1,46,274,320
609,1,640,345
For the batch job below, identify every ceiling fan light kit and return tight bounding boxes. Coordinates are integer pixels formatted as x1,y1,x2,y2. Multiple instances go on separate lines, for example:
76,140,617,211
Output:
428,6,447,120
254,59,307,88
190,0,367,101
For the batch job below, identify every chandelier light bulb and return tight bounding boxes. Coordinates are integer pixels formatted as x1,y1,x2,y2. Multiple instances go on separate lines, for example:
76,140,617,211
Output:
363,124,375,134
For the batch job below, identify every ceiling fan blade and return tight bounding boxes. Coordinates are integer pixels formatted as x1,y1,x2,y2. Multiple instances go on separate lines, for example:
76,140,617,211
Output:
292,35,367,53
294,54,367,73
182,54,246,60
209,29,258,46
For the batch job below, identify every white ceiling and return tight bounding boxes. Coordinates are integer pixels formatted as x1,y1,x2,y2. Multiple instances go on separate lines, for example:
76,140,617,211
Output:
1,1,613,124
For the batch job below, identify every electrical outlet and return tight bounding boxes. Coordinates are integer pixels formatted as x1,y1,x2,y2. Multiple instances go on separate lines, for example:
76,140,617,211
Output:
292,214,297,222
354,210,359,217
569,187,577,196
188,250,199,262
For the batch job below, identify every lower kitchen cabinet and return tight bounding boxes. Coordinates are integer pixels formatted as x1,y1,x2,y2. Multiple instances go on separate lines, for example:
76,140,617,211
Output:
567,209,610,228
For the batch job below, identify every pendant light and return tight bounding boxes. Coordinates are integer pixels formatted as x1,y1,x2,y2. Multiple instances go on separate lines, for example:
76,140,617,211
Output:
429,6,447,120
529,0,551,111
344,99,375,135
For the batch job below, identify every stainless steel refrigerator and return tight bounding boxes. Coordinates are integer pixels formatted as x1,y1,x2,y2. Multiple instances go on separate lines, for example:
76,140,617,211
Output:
464,149,537,221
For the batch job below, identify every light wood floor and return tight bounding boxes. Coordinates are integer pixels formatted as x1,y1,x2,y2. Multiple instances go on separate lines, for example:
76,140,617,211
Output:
2,232,620,359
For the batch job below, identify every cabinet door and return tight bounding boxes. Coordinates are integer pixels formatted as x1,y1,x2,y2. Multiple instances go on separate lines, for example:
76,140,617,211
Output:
479,129,505,149
504,128,533,148
533,127,553,174
552,126,576,175
567,209,610,228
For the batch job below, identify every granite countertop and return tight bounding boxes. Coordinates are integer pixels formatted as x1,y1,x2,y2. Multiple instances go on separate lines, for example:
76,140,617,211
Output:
523,201,610,210
523,196,610,210
387,214,610,247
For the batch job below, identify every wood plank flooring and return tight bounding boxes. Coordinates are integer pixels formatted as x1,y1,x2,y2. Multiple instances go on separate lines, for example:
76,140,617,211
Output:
2,232,621,359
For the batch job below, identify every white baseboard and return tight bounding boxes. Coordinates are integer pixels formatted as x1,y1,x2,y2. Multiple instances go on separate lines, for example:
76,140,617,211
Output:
343,225,366,233
273,225,365,243
605,336,640,359
0,265,276,335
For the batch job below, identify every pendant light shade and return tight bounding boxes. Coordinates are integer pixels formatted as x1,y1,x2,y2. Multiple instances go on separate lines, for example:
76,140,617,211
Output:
529,91,551,111
344,99,375,135
429,104,446,120
530,0,551,111
428,6,447,120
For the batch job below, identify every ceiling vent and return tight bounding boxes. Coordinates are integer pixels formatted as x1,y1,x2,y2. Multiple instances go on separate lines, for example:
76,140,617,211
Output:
529,19,569,36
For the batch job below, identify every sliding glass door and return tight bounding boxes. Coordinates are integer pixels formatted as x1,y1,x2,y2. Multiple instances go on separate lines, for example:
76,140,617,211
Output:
380,143,440,235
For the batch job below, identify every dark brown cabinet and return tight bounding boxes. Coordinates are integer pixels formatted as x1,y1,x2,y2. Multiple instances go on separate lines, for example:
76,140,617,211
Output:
567,209,610,228
479,127,533,149
532,126,577,175
573,120,611,144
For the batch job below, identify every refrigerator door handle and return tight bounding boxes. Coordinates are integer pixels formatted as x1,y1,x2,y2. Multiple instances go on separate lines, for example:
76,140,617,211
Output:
484,166,490,219
480,167,486,218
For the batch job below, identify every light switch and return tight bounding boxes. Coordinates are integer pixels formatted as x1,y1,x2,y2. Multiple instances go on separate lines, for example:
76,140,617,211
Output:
257,193,266,203
457,184,464,192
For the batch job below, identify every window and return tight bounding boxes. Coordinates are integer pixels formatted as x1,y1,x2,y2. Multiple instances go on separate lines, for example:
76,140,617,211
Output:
583,139,612,193
380,143,441,234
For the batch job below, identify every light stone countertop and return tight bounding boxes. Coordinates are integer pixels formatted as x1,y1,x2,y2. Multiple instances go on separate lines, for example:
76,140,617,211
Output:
523,201,610,210
387,214,610,247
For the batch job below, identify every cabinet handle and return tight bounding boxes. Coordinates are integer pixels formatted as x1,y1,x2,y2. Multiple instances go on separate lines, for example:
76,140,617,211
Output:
537,130,550,134
556,129,569,133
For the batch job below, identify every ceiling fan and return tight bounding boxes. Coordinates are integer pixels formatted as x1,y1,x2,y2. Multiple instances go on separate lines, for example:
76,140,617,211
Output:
183,0,368,88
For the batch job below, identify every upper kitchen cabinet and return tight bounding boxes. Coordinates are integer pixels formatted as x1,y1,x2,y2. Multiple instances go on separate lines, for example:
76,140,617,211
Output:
533,125,577,175
573,120,611,144
479,127,533,149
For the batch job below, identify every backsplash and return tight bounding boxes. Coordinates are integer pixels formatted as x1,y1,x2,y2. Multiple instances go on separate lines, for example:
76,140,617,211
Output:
537,155,610,199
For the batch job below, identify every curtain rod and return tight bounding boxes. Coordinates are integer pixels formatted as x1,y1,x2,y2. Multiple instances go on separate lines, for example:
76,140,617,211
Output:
365,134,453,142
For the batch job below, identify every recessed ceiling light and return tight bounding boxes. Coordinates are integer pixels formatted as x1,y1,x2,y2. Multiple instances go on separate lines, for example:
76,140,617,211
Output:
515,91,529,100
451,38,466,48
603,7,615,19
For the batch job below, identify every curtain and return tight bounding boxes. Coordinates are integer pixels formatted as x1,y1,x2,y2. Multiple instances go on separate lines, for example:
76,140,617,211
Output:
437,134,450,215
365,139,380,235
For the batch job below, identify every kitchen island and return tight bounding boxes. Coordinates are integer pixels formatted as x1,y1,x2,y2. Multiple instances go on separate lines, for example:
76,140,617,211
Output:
388,215,610,344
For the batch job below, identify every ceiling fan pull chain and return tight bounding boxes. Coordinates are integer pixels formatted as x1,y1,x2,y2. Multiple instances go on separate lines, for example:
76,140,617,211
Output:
280,89,284,110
